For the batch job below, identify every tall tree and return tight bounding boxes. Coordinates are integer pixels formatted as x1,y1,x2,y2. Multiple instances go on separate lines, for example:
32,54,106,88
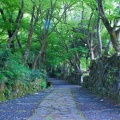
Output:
0,0,24,50
24,0,40,64
97,0,120,55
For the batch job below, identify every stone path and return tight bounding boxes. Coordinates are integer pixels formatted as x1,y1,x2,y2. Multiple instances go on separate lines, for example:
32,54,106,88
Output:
29,78,86,120
1,78,120,120
29,78,120,120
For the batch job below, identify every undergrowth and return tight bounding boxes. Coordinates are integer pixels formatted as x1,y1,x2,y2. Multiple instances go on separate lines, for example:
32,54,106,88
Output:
0,50,48,101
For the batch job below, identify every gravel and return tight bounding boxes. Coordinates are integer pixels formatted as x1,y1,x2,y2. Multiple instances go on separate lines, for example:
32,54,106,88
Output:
0,89,53,120
71,88,120,120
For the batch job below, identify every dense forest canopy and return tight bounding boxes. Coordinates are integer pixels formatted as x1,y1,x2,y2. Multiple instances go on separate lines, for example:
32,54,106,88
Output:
0,0,120,79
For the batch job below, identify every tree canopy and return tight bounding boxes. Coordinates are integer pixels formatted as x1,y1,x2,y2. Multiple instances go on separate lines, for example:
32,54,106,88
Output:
0,0,120,78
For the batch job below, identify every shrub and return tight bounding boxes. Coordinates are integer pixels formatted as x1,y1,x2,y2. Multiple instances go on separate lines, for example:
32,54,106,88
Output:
0,50,48,101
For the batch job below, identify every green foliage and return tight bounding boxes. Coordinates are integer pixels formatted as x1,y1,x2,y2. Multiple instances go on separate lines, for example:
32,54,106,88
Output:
0,50,30,84
30,69,47,81
0,74,7,83
0,50,48,101
0,91,6,102
40,81,47,89
0,49,47,96
105,68,118,86
30,70,41,81
4,88,12,99
0,0,119,101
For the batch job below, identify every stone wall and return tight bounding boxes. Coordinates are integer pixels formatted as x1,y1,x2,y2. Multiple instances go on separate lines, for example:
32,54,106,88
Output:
83,54,120,102
65,72,81,85
0,79,48,102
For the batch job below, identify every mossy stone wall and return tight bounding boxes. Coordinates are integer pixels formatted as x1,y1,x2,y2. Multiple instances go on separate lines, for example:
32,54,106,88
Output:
83,54,120,102
0,79,45,102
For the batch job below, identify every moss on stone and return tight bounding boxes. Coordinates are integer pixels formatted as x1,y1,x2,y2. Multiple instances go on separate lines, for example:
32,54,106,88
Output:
0,91,6,102
83,54,120,103
0,77,47,102
4,88,12,100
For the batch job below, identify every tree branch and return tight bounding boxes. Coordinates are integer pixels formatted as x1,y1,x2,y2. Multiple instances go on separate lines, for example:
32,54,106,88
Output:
8,0,24,45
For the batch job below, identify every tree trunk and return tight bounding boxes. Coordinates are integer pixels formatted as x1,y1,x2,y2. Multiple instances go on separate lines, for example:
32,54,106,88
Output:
8,0,24,48
90,33,95,60
97,15,102,56
97,0,120,54
32,0,58,69
24,3,40,64
16,35,22,48
0,0,24,50
32,32,48,69
110,30,120,55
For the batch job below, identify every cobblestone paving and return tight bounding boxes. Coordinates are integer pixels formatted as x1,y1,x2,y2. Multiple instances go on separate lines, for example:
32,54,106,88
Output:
1,78,120,120
29,78,120,120
29,78,86,120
